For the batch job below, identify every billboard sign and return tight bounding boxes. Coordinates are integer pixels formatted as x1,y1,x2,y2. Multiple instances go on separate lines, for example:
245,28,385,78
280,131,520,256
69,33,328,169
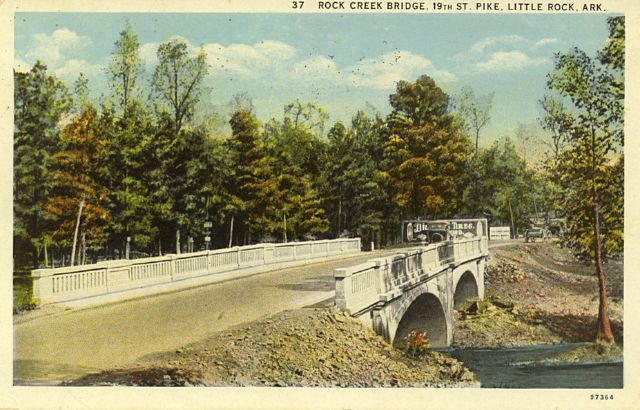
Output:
403,219,487,243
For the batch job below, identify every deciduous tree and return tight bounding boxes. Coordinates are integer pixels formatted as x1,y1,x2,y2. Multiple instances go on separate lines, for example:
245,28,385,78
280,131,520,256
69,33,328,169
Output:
544,16,624,345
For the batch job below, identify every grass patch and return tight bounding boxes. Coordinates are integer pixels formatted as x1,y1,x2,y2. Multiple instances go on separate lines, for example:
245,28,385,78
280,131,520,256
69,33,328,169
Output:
545,343,623,364
13,276,35,314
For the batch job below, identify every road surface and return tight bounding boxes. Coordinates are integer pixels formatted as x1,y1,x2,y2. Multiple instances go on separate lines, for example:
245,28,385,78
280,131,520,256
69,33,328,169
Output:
14,250,396,384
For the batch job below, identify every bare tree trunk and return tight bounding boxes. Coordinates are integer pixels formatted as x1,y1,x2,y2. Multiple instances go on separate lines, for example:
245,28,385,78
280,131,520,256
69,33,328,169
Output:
176,229,181,254
283,212,287,243
228,215,234,248
70,195,85,266
508,198,516,240
81,233,86,265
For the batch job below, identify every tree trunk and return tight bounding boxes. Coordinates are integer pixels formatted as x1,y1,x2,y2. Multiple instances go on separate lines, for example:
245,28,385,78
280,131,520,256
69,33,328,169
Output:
594,210,614,345
283,212,287,243
228,215,234,248
591,126,614,345
508,198,515,240
70,195,85,266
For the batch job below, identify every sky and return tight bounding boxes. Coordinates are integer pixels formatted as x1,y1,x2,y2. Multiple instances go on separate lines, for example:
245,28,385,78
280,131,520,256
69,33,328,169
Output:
14,12,617,145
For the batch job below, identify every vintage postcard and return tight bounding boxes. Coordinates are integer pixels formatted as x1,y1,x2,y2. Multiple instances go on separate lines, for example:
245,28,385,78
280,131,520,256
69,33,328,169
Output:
1,0,638,408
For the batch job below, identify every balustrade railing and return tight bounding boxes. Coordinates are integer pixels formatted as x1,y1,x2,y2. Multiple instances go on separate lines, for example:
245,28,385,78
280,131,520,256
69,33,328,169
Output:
32,238,362,305
334,237,487,314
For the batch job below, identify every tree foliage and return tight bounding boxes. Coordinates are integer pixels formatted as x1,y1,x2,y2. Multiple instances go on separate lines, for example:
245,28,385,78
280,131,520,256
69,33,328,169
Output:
45,108,111,258
456,86,494,155
14,61,71,267
152,38,208,137
543,16,624,344
108,20,143,117
384,75,472,219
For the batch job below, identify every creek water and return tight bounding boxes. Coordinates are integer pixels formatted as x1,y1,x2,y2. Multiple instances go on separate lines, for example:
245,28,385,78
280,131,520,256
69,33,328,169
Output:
438,343,623,388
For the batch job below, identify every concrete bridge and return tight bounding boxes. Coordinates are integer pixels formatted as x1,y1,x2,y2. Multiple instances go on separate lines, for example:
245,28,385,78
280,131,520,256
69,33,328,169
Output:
334,221,488,347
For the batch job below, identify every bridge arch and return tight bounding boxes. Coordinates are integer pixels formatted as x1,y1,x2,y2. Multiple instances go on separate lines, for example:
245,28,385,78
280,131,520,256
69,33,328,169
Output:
453,270,479,308
392,292,448,348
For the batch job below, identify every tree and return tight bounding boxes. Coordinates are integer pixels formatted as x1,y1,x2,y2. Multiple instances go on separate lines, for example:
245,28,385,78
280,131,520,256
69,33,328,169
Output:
14,62,71,267
45,108,111,264
544,16,624,345
151,38,208,137
456,86,494,155
320,111,388,245
101,102,160,257
463,138,537,234
226,109,280,244
108,20,143,117
74,73,90,112
539,95,573,162
383,75,472,219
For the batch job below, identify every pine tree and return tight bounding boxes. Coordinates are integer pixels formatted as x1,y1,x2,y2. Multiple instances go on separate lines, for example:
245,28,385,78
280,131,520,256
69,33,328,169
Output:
14,62,71,267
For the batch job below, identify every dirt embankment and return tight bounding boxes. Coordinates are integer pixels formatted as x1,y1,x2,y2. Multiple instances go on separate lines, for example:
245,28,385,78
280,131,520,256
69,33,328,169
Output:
68,308,476,387
454,241,623,348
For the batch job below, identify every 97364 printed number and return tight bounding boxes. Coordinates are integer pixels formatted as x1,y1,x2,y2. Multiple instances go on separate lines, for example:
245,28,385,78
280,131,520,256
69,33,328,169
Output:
591,394,613,400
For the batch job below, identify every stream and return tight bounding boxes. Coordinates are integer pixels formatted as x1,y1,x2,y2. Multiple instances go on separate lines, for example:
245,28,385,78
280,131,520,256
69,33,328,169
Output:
439,343,623,388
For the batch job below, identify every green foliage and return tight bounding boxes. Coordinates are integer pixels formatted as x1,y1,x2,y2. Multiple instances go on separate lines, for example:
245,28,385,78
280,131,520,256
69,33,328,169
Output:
226,109,280,243
543,18,624,344
152,38,208,136
14,61,71,267
318,111,388,244
464,138,537,233
108,20,143,117
455,86,494,154
545,38,623,262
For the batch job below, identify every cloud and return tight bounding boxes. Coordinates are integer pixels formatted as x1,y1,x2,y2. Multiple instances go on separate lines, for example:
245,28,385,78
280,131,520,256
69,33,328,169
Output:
474,51,547,72
53,59,102,80
203,40,296,76
347,51,456,89
290,50,456,90
467,35,526,55
140,42,160,67
534,37,558,48
25,27,92,64
199,39,453,90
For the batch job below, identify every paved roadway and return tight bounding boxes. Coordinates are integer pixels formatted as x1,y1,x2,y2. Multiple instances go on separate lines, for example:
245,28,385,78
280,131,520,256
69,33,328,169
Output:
14,250,399,384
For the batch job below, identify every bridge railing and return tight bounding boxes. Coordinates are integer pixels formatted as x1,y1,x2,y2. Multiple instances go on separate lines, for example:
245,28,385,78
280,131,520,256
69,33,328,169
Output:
32,237,362,305
334,237,487,314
